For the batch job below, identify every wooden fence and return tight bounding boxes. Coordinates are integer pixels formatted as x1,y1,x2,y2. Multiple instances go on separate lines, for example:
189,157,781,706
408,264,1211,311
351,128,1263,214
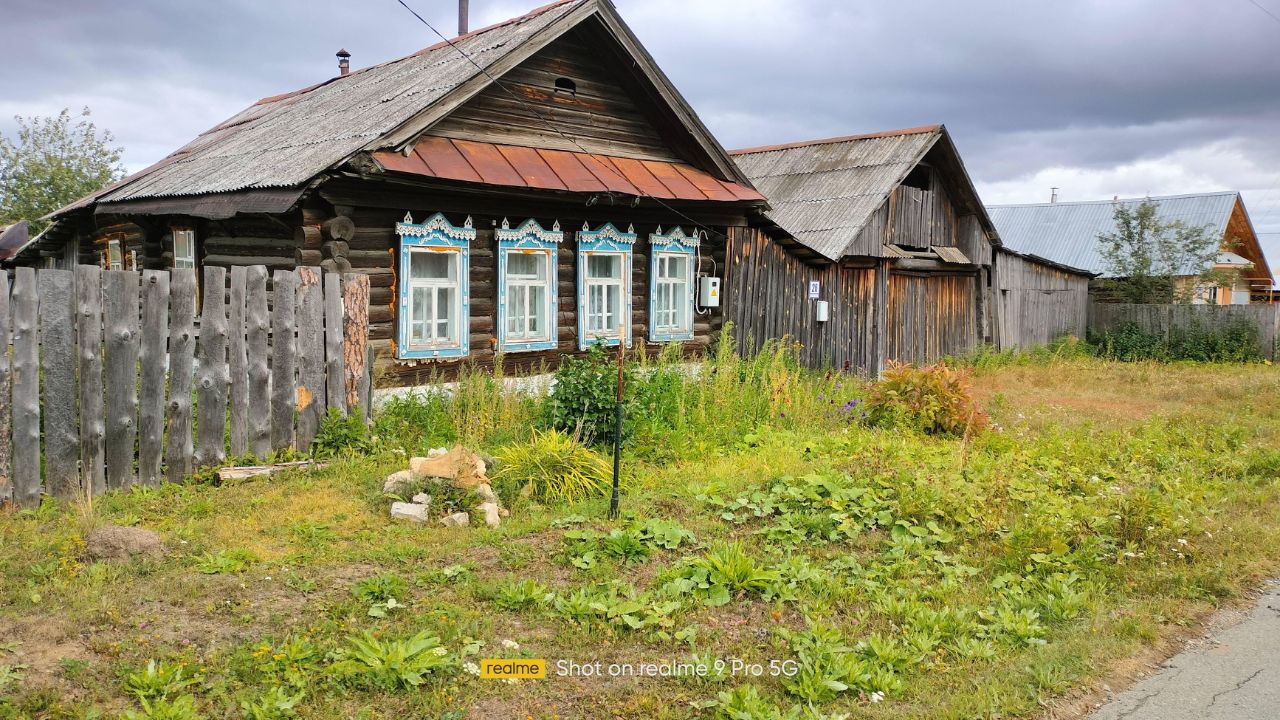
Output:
1087,302,1280,360
0,265,371,507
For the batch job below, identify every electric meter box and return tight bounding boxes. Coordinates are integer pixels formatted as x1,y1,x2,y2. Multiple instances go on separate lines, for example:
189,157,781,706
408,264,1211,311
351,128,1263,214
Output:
815,300,829,322
698,276,721,307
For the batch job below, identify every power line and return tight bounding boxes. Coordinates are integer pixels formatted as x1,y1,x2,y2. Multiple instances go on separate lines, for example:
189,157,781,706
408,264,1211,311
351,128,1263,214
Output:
391,0,733,241
1247,0,1280,25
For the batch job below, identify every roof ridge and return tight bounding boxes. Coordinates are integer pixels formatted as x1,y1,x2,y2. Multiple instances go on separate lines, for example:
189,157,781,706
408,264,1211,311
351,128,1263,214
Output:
253,0,583,107
729,125,943,156
987,190,1239,209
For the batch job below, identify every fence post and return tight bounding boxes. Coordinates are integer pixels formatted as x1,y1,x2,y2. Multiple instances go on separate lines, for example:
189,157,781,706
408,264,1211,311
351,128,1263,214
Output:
103,270,140,490
39,270,79,498
77,265,106,496
228,267,249,457
246,267,271,459
11,268,39,507
138,270,170,486
295,267,325,451
0,272,10,504
341,273,370,419
166,269,197,484
270,270,298,451
323,272,346,416
195,266,229,468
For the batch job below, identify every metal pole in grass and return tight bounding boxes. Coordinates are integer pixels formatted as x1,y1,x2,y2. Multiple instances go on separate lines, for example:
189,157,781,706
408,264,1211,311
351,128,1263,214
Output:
609,325,626,519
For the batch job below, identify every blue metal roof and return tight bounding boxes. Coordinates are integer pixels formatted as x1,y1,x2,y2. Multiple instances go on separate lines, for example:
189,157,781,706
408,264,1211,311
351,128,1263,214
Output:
986,191,1239,277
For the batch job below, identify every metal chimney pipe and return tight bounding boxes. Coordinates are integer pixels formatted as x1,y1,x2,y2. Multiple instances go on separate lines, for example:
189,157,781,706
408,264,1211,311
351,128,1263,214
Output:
1050,187,1058,204
459,0,469,35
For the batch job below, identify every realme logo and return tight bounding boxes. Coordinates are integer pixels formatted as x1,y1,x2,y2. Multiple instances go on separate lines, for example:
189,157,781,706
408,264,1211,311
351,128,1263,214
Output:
480,658,546,679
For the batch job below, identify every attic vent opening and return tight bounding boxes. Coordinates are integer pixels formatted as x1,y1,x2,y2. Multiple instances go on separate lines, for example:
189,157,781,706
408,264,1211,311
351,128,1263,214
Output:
902,164,931,192
554,77,577,96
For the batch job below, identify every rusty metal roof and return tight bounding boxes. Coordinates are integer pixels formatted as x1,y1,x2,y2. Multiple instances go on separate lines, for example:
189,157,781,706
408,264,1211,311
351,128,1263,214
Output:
374,136,763,202
987,191,1241,277
731,126,943,261
56,0,585,213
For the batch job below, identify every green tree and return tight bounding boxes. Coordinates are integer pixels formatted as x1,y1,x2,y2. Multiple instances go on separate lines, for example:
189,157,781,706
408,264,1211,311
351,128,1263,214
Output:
0,107,125,234
1096,199,1222,304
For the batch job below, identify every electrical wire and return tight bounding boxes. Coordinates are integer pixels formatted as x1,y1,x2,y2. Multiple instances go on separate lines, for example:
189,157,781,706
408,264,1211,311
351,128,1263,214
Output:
392,0,736,244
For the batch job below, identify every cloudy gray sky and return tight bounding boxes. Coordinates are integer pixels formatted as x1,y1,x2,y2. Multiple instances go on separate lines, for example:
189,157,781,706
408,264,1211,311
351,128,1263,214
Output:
4,0,1280,263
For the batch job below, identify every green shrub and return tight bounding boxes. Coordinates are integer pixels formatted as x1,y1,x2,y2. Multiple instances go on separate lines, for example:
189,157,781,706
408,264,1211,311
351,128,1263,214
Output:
492,429,611,504
1092,321,1261,363
328,631,453,689
373,392,455,454
865,362,987,436
543,345,632,445
239,686,304,720
311,408,372,458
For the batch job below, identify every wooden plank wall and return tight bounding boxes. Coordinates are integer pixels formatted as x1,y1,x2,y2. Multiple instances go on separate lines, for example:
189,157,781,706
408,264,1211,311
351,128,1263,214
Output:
723,227,877,372
994,251,1090,350
885,272,978,365
1087,302,1280,360
427,28,680,162
0,265,372,508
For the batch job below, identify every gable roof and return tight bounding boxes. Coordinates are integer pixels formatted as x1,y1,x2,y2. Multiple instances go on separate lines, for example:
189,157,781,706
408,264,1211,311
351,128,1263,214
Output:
54,0,754,219
987,191,1273,282
730,125,993,261
0,221,29,262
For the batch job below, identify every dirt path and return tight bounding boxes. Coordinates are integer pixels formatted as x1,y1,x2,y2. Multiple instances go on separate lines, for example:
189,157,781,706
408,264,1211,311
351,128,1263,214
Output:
1089,580,1280,720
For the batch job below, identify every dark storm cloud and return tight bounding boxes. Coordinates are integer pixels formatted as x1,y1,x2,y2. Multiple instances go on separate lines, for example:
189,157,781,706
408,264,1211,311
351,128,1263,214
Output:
3,0,1280,241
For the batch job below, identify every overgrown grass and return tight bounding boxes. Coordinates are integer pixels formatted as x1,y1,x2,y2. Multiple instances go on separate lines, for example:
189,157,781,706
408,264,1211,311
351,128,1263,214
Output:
2,335,1279,720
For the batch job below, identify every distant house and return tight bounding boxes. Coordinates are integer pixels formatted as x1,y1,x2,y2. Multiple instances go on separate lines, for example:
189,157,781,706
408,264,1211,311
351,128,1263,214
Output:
725,125,1090,371
21,0,768,385
987,192,1275,304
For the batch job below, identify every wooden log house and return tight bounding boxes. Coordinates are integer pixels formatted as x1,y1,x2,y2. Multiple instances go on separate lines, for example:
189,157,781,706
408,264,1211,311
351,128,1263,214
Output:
26,0,767,385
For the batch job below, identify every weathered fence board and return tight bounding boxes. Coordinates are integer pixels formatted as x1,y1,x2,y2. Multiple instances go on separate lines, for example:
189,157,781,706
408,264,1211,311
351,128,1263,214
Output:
1,264,370,504
166,270,198,484
139,271,170,486
0,273,10,503
11,269,39,507
270,270,298,451
39,270,79,498
228,266,249,457
342,273,371,415
296,267,325,450
195,266,229,468
324,272,346,415
77,266,106,496
1088,302,1280,360
103,271,140,489
246,267,271,459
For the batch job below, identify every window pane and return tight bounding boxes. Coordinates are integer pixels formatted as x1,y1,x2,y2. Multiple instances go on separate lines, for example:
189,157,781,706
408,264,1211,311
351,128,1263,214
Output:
411,251,453,280
529,285,545,335
435,286,454,339
507,252,544,279
587,254,620,279
507,285,527,336
410,287,430,344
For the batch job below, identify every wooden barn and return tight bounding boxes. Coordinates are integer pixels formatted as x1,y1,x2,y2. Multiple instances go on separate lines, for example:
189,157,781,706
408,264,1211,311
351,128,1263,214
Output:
726,126,1007,372
24,0,765,385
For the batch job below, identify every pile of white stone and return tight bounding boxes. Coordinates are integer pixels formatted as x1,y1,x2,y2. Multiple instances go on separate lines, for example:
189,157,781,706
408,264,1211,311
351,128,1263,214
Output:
384,446,508,528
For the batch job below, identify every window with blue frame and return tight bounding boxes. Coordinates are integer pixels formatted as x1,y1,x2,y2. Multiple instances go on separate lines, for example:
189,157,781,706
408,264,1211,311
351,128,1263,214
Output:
497,218,563,352
395,212,472,360
648,226,698,342
577,222,636,350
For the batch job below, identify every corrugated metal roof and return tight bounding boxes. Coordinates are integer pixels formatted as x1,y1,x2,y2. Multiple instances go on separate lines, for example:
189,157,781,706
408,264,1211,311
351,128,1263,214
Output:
373,137,763,202
65,0,584,208
731,126,941,260
987,192,1239,277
